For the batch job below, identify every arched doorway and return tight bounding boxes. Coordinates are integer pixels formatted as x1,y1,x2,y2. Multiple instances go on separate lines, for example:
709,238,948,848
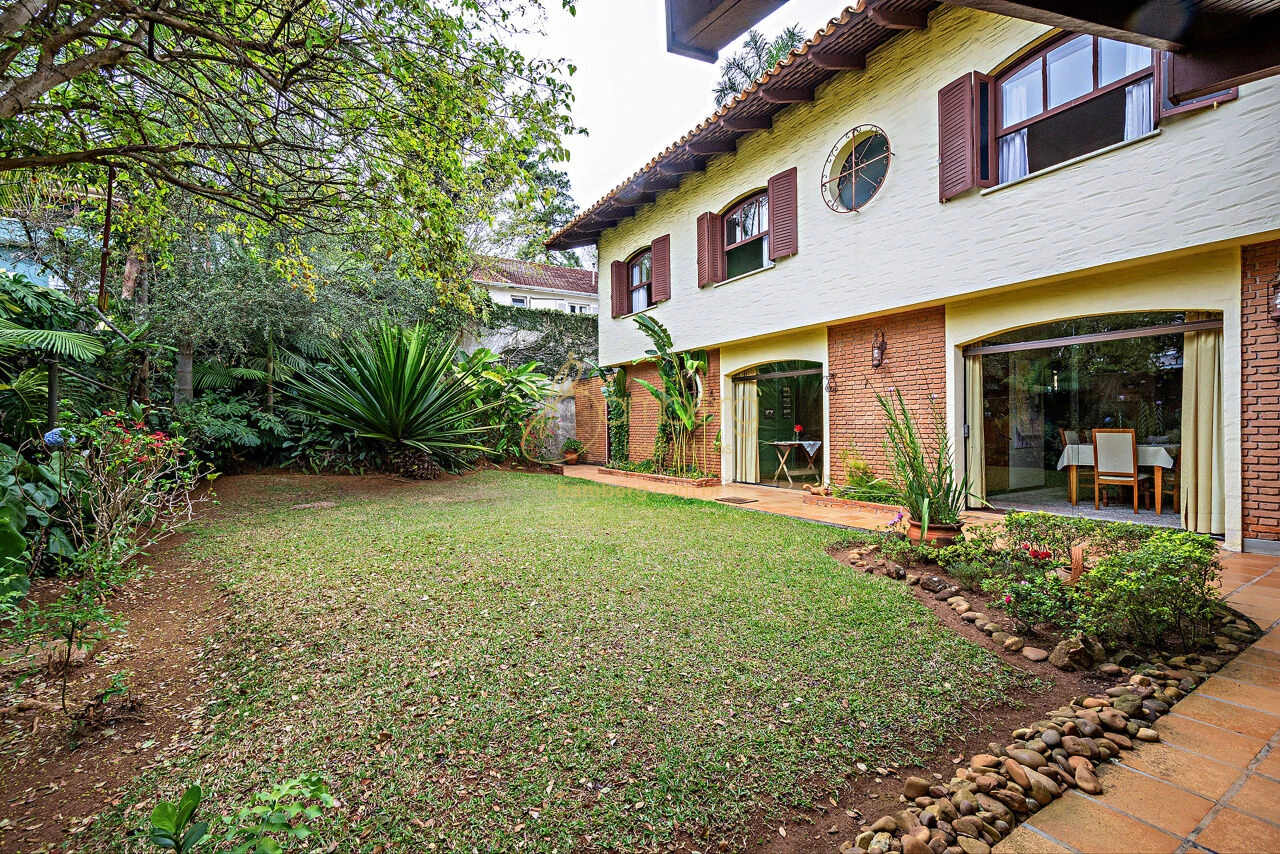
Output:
731,360,824,489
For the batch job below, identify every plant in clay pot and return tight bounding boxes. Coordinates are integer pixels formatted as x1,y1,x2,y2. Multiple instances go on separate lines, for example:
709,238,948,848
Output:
561,438,585,465
877,389,975,546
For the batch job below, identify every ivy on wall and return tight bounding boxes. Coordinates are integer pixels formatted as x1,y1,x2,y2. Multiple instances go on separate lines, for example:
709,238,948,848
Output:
481,304,598,377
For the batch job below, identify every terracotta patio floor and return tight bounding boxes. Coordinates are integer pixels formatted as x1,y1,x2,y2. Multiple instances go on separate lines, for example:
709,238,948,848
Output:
997,552,1280,854
560,465,1001,531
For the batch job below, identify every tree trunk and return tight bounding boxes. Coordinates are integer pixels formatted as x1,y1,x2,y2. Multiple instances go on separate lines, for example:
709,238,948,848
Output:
174,340,194,406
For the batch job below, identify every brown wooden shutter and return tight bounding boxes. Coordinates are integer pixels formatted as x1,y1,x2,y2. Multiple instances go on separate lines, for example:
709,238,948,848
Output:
650,234,671,302
696,212,724,288
610,259,627,317
767,167,798,260
938,74,977,201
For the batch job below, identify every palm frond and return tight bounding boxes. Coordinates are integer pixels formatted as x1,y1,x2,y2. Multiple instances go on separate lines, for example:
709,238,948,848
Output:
0,319,104,361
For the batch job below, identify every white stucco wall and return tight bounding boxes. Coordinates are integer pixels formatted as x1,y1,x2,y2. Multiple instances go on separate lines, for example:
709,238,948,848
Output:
944,248,1243,548
594,5,1280,365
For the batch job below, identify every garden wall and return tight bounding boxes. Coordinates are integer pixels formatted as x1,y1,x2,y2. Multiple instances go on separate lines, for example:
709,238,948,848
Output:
827,307,947,479
572,378,608,464
1242,238,1280,547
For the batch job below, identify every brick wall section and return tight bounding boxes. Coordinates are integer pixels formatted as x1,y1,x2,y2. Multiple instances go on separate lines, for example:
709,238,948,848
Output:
571,378,608,464
1242,239,1280,543
827,308,947,481
572,350,722,475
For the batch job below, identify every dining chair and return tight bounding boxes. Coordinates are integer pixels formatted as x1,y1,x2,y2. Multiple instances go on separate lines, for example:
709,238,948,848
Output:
1157,448,1181,515
1093,428,1151,513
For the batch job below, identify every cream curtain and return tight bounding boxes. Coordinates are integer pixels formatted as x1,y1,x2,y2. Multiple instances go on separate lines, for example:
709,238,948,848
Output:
733,380,759,484
965,355,987,504
1181,313,1225,535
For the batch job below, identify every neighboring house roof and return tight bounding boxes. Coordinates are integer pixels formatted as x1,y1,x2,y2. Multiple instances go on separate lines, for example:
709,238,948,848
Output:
475,258,598,296
547,0,938,250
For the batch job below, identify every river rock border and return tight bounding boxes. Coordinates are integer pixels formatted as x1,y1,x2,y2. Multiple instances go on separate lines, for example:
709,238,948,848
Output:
834,547,1263,854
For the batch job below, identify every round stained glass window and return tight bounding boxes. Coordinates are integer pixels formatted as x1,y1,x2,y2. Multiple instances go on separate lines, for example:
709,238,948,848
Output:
822,125,892,213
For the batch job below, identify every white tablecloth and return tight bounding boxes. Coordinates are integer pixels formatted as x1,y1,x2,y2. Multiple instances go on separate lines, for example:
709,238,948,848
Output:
1056,444,1177,470
768,440,822,457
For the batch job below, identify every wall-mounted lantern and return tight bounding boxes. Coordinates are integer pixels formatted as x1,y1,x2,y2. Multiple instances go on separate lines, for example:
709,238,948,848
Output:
871,331,888,369
1272,276,1280,321
824,373,838,393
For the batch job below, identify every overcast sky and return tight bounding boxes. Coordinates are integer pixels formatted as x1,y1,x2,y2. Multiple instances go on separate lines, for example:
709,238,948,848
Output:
523,0,850,212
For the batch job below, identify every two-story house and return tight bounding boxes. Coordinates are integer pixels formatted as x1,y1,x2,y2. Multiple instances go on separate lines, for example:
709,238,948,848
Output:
474,257,598,315
552,1,1280,553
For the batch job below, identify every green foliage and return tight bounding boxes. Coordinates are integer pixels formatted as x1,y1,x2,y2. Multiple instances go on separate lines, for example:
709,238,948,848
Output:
148,785,208,853
485,303,597,375
561,437,585,455
287,324,497,470
601,366,630,465
2,2,580,309
221,774,337,854
713,25,807,107
173,394,291,468
1075,531,1221,651
456,348,557,463
834,446,901,504
877,389,971,535
982,572,1075,633
632,316,713,474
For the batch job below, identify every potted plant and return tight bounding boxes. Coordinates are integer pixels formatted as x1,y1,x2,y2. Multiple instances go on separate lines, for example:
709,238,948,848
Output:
878,389,973,546
561,437,585,465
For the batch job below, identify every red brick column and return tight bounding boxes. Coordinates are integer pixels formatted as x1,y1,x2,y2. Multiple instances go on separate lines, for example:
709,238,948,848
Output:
827,308,947,481
571,378,608,464
1242,239,1280,544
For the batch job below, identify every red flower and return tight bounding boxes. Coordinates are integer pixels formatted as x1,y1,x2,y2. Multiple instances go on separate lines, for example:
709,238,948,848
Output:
794,424,803,433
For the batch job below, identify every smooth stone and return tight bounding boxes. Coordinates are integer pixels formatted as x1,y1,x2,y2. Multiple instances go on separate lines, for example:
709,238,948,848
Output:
1040,729,1061,748
871,815,898,834
1003,759,1030,790
1105,732,1133,750
991,631,1010,645
958,838,991,854
1075,765,1103,795
1098,709,1128,732
1112,695,1143,716
903,836,931,854
1136,727,1160,742
1007,748,1046,769
952,816,983,839
904,777,932,800
1003,637,1025,652
1022,646,1049,662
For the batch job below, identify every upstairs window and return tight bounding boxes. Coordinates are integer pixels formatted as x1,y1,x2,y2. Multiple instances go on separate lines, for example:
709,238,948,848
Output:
723,192,769,279
628,249,653,313
510,296,527,308
998,35,1154,183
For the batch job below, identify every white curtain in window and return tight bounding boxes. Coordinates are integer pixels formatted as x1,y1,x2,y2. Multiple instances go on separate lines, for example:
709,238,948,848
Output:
1124,78,1154,141
733,380,759,483
1181,314,1225,535
999,130,1030,183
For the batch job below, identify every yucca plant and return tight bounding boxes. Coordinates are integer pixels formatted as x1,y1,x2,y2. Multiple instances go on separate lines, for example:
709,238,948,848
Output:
286,323,498,474
877,388,973,539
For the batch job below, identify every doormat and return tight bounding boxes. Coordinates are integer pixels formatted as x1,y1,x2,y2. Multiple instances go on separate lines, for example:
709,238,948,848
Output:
715,497,759,505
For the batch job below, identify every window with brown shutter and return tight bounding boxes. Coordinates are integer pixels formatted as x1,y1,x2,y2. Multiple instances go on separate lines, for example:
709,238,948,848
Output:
696,212,724,288
609,260,627,318
650,234,671,303
768,168,798,260
938,72,995,201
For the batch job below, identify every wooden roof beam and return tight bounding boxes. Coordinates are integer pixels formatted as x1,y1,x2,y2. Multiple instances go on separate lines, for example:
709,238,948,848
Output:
809,50,867,70
758,86,814,103
656,158,708,175
686,138,738,155
643,174,682,191
869,6,927,30
719,113,774,131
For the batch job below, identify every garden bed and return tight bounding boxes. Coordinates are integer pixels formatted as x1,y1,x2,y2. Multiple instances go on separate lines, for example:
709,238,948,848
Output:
597,466,720,488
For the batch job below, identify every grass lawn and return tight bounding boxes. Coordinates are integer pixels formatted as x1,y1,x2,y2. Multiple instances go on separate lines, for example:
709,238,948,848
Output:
95,471,1035,852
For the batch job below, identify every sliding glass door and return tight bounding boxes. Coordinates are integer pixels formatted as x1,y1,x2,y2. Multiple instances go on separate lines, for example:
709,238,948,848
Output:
964,312,1224,534
731,361,824,489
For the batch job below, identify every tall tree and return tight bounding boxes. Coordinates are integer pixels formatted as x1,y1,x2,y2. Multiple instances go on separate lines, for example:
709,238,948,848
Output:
712,25,806,107
0,0,579,307
477,152,582,268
